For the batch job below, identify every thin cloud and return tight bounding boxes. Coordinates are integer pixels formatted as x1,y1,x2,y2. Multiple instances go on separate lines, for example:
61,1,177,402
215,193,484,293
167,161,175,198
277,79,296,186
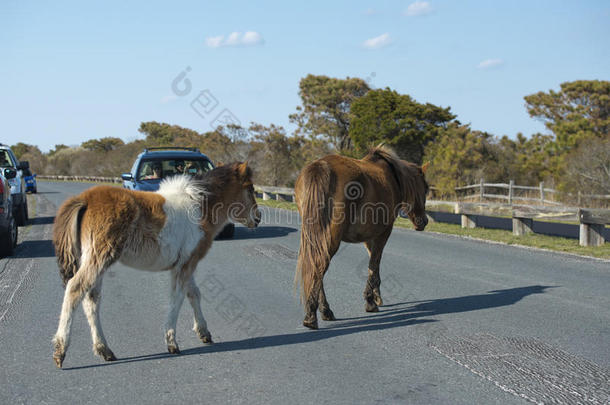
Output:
362,33,391,49
242,31,263,46
205,36,224,48
205,31,264,48
405,1,433,17
364,8,377,16
160,94,178,104
477,58,504,69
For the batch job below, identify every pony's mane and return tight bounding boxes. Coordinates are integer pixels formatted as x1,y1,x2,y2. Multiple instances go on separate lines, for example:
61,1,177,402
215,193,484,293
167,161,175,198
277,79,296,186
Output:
363,144,426,207
363,144,401,164
193,162,252,197
156,162,252,204
157,175,207,202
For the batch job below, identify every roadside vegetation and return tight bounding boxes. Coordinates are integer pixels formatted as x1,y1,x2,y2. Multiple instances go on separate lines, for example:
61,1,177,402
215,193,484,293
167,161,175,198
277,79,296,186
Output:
12,78,609,207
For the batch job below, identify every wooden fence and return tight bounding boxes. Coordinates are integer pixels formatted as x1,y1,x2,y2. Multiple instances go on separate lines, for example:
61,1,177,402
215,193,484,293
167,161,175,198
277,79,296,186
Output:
455,179,610,207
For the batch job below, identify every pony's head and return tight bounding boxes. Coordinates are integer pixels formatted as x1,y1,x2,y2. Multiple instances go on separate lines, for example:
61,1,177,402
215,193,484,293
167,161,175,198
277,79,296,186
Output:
227,162,261,229
401,161,429,231
367,145,430,232
198,162,261,229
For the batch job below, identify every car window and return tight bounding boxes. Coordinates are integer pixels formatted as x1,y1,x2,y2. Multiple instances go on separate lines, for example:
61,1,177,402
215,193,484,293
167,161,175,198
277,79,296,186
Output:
137,158,213,181
0,150,15,168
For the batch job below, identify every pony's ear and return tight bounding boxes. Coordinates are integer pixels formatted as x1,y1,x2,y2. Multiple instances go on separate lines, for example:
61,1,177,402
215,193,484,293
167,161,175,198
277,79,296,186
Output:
237,161,251,182
421,161,430,174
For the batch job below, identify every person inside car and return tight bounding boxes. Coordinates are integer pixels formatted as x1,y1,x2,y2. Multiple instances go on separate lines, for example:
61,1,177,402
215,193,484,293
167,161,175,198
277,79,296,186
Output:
174,160,185,175
143,162,162,179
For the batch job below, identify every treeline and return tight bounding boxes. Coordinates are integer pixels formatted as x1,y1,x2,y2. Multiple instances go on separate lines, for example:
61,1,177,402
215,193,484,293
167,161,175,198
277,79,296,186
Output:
12,77,609,200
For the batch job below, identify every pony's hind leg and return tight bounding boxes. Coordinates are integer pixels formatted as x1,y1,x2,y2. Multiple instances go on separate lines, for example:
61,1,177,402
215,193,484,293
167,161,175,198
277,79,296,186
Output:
363,229,392,312
165,272,186,354
52,262,101,368
318,283,336,321
82,278,116,362
303,277,322,329
185,276,213,344
303,237,341,329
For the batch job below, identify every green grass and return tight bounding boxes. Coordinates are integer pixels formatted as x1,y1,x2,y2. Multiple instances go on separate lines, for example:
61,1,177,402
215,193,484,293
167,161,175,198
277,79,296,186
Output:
256,198,610,260
256,198,298,211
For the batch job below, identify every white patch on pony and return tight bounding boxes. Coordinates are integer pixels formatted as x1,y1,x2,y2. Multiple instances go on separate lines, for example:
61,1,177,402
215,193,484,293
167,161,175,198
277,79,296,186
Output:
122,176,206,271
157,176,206,269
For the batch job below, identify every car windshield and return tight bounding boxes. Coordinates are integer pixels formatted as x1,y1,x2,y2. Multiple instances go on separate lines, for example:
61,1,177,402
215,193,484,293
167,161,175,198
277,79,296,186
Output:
137,158,214,181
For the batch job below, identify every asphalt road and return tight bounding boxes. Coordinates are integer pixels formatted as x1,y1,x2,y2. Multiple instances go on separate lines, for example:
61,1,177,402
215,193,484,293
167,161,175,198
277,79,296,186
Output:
1,181,609,404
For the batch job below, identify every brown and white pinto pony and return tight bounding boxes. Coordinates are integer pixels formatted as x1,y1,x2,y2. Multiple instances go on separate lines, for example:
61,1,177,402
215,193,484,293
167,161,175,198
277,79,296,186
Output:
295,146,429,329
52,162,260,368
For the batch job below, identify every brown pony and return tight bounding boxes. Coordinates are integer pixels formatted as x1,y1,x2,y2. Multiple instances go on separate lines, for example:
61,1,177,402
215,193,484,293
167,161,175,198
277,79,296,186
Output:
52,162,260,367
295,146,429,329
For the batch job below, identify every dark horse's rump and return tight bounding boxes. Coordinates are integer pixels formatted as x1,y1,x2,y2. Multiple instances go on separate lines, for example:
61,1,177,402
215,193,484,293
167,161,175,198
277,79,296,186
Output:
294,146,429,329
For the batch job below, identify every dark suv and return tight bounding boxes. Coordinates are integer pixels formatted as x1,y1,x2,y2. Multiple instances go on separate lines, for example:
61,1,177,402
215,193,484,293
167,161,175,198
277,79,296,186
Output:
121,147,234,238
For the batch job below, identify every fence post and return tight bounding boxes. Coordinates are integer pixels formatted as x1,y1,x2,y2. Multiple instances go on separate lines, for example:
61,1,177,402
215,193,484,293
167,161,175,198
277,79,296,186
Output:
540,182,545,203
479,178,484,202
578,209,608,247
508,180,514,205
512,217,534,236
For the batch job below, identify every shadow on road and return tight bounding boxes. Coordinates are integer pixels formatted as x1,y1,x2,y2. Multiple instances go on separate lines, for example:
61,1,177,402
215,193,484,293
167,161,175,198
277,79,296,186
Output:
227,226,298,240
63,318,433,371
16,240,55,258
61,285,552,371
335,285,554,327
28,216,55,226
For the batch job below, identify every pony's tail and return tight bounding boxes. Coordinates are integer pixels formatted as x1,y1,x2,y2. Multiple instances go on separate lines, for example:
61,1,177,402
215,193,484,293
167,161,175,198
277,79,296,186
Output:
53,197,87,287
295,161,332,305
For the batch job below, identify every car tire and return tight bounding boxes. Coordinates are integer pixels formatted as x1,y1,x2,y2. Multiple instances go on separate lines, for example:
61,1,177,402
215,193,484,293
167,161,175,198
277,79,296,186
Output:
0,216,17,257
15,200,27,226
215,223,235,240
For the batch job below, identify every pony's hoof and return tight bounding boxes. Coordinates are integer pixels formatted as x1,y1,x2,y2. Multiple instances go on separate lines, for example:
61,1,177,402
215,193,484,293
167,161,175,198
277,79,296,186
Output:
320,309,336,321
303,319,318,330
95,344,117,361
365,303,379,312
168,345,181,354
104,352,117,362
201,333,213,344
53,353,65,369
374,296,384,307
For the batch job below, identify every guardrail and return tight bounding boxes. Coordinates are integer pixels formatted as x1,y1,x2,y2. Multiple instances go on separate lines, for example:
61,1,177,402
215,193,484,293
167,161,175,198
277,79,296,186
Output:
455,202,608,247
254,185,295,202
38,176,299,202
37,175,122,183
38,176,609,246
455,179,610,206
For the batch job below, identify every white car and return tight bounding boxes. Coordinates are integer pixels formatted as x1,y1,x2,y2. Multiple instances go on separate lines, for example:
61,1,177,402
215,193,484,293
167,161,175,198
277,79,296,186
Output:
0,144,29,226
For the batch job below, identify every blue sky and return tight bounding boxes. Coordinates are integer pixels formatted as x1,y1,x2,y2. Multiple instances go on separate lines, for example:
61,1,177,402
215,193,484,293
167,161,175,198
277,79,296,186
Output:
2,0,609,152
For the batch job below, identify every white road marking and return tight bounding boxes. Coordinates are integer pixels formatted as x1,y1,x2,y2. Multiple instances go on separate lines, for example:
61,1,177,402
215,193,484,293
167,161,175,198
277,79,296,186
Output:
0,259,35,323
